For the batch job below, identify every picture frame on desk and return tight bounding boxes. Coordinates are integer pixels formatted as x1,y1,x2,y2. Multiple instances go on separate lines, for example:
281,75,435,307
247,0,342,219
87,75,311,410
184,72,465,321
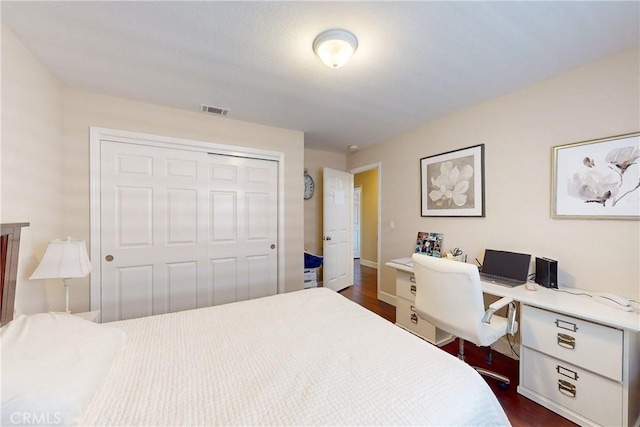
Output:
552,132,640,220
420,144,485,217
415,232,444,258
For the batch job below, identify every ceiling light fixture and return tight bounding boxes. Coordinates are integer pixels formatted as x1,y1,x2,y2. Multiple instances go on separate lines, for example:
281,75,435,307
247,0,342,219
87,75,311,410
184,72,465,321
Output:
313,29,358,69
348,145,359,153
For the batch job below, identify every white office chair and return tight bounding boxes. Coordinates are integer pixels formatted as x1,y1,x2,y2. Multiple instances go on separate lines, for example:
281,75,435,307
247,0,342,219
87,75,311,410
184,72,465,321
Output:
411,253,517,388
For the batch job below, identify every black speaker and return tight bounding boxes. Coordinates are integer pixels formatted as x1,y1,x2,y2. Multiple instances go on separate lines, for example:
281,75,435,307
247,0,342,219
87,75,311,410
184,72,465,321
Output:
535,257,558,289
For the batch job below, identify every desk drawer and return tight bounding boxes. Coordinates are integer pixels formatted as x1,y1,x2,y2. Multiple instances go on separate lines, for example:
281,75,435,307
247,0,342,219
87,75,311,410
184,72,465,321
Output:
396,296,437,342
522,347,622,426
396,271,416,301
521,305,622,381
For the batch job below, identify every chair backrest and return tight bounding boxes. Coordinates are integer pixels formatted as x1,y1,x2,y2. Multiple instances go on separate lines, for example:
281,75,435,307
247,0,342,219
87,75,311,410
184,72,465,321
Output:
411,253,486,344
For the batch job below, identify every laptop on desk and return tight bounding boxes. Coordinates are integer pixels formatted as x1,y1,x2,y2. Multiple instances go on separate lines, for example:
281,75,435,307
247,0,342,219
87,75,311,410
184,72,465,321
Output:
479,249,531,287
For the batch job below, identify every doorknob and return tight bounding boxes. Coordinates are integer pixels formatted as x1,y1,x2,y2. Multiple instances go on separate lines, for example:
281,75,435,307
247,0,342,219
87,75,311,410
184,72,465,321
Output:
322,236,332,241
270,244,276,249
105,255,114,262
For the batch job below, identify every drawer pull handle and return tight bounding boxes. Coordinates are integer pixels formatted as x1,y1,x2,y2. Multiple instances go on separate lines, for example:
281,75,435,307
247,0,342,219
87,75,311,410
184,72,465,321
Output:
410,284,416,295
410,305,416,312
410,276,416,283
558,379,576,398
557,333,576,349
410,313,418,324
556,365,579,380
555,319,578,332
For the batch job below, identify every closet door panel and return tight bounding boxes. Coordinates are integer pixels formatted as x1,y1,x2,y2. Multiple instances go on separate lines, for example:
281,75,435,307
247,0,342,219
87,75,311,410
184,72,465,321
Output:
99,140,278,321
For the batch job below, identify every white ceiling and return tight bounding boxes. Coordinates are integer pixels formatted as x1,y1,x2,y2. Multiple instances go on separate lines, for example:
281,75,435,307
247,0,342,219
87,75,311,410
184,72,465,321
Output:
2,1,639,153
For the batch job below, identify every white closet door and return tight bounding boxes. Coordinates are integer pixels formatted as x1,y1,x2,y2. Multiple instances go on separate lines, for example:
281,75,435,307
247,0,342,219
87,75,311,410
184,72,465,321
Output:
99,141,277,321
207,155,278,305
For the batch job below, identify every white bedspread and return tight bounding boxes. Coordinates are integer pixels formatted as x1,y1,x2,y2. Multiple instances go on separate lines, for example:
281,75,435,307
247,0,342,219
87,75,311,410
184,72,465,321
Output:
82,288,510,426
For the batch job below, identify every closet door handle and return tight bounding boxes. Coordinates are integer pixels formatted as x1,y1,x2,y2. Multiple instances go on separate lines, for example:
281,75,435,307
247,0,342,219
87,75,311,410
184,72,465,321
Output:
105,255,114,262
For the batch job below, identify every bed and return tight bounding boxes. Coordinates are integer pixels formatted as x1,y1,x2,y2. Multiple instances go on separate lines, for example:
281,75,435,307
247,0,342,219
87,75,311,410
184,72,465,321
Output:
2,287,510,426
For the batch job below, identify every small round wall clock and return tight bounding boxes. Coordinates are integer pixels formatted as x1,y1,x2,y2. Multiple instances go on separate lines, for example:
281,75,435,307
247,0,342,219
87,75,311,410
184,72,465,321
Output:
304,170,315,200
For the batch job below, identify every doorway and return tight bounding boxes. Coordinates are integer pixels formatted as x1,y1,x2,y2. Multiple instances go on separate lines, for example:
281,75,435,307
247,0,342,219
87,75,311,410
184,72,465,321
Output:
349,163,382,302
353,186,361,259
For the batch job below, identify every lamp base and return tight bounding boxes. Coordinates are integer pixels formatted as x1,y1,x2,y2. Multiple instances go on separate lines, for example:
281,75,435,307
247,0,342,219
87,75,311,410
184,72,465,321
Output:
63,278,70,314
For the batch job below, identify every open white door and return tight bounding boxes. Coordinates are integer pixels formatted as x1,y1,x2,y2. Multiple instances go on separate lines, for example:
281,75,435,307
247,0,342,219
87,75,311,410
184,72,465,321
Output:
322,167,353,292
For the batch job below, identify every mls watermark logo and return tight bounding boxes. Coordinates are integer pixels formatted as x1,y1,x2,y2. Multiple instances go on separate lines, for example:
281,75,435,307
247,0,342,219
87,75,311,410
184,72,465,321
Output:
8,412,62,425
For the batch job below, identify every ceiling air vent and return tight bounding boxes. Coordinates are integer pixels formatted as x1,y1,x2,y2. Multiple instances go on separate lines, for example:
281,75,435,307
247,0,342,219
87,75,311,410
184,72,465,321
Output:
200,104,229,116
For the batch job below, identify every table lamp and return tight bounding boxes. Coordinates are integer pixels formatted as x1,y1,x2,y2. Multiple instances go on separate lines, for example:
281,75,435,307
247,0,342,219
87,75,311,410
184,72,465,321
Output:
30,237,92,314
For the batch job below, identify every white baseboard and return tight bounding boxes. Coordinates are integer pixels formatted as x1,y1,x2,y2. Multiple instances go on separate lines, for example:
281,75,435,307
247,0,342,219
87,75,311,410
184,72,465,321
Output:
378,290,396,306
359,259,378,269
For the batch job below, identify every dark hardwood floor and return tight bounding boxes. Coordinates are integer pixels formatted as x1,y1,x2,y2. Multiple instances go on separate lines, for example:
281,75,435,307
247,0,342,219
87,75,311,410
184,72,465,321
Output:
339,261,576,427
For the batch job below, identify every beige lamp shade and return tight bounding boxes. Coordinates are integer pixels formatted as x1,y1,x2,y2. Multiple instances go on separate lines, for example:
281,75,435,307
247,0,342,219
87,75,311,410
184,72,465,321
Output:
30,238,92,280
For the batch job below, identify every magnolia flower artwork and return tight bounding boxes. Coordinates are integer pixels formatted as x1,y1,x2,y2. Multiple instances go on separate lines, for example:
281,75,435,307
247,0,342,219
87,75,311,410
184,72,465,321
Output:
553,133,640,219
421,144,485,217
429,160,474,208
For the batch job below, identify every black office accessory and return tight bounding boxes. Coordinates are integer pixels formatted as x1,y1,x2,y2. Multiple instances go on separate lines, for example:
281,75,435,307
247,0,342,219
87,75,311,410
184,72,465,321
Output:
535,257,558,289
479,249,531,287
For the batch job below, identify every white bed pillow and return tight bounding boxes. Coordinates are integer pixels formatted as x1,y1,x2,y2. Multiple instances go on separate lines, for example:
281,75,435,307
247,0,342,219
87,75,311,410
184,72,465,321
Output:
1,312,125,426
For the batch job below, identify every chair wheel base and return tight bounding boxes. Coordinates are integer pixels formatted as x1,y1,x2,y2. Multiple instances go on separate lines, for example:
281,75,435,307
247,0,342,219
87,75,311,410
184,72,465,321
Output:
475,366,510,389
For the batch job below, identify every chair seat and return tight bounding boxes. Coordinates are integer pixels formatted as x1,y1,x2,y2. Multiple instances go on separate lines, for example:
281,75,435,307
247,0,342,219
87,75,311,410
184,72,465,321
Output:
478,316,508,347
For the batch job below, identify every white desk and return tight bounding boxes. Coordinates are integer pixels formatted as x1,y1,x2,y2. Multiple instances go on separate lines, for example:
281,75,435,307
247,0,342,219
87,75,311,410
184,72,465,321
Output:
386,259,640,427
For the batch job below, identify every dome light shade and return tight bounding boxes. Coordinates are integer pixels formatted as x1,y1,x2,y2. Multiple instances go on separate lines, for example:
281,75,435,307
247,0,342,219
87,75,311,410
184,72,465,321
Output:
313,29,358,69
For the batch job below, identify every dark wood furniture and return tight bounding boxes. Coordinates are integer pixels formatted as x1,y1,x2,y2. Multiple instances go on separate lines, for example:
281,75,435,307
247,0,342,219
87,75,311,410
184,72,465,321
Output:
1,222,29,326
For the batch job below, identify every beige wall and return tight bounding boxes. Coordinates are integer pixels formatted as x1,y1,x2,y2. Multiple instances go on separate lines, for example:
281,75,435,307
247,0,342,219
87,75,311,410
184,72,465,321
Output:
303,148,346,255
1,26,66,314
349,47,640,299
2,25,305,314
62,89,305,312
354,168,378,266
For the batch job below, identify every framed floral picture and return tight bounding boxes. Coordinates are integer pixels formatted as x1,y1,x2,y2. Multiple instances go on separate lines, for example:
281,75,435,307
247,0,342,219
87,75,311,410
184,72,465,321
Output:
420,144,485,217
552,132,639,220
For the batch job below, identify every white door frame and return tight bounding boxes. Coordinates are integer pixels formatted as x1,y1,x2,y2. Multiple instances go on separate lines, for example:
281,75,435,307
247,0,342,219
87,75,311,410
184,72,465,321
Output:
89,127,286,312
349,162,392,306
